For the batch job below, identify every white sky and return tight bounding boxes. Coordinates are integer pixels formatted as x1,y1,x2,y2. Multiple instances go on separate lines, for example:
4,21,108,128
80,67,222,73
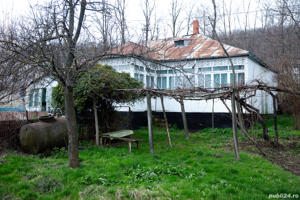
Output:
0,0,270,39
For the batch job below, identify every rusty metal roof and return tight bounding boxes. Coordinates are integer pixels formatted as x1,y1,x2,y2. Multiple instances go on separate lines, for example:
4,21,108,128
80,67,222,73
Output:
108,34,250,61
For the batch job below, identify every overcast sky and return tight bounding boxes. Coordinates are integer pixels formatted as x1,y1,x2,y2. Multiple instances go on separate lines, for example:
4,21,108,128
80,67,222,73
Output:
0,0,268,40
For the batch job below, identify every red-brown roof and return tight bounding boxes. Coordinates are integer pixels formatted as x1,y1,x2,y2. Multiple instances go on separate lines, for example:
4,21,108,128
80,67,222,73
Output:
107,34,249,61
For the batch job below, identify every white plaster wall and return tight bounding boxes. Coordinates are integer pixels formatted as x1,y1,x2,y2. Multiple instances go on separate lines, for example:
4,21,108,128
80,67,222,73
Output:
247,59,276,114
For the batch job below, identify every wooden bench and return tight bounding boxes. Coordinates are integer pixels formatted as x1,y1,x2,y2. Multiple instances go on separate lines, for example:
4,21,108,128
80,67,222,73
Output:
100,130,143,152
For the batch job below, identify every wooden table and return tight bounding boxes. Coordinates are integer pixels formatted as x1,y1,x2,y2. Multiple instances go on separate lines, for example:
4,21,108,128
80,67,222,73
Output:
100,130,143,152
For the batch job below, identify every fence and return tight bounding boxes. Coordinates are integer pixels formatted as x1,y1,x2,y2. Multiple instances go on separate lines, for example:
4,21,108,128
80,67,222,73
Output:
0,111,46,150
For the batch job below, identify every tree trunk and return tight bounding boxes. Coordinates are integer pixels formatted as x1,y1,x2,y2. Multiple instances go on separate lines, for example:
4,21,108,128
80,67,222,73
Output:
146,92,154,154
236,98,246,139
272,94,278,145
160,95,172,147
65,85,79,168
180,98,189,140
93,99,99,145
212,98,214,140
231,92,240,160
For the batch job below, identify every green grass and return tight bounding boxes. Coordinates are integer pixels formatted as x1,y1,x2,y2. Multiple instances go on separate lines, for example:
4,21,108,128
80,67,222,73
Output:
0,115,300,199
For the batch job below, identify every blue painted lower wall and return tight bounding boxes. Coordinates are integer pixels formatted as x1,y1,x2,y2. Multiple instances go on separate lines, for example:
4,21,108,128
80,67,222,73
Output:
0,107,26,112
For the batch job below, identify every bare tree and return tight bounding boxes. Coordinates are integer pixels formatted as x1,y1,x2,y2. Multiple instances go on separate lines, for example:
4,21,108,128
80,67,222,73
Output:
140,0,156,42
185,2,195,35
114,0,127,45
92,0,115,51
0,0,104,168
168,0,185,37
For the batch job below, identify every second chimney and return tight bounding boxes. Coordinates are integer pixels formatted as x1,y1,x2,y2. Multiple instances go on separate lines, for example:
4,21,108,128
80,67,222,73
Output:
193,20,199,35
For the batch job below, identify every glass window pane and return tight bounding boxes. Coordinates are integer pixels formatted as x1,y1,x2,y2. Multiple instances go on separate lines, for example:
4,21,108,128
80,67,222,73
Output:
157,77,161,89
139,66,144,71
29,91,33,107
214,74,220,88
119,65,130,70
238,73,245,85
146,75,150,87
134,65,139,71
175,76,180,88
168,70,174,74
189,75,195,88
134,73,139,79
140,74,144,83
182,76,188,88
169,76,174,89
213,66,228,71
151,77,154,88
198,74,204,87
199,67,212,72
229,65,244,70
157,70,168,75
34,89,39,107
205,74,211,88
184,68,194,73
162,77,167,89
221,73,227,86
230,73,238,85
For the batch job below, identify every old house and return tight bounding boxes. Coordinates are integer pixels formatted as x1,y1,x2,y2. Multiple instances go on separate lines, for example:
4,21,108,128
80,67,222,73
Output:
99,20,276,130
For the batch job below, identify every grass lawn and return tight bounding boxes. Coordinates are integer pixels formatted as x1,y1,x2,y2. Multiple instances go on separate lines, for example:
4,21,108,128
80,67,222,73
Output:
0,115,300,199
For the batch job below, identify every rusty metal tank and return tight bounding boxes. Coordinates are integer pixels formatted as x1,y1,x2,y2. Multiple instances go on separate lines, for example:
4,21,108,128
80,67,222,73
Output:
19,116,68,154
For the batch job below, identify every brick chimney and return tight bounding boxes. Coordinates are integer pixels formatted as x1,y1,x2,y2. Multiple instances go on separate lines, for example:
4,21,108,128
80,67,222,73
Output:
193,20,199,35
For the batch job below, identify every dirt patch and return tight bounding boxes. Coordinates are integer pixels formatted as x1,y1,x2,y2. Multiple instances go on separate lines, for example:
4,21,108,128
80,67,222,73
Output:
240,136,300,177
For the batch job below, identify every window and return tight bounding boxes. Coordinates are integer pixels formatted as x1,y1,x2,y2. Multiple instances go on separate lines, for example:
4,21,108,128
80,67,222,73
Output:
198,74,204,87
183,68,194,73
169,76,174,89
230,73,245,85
214,73,228,88
183,75,195,88
175,76,180,89
34,89,39,107
146,68,155,73
157,77,161,89
229,65,244,70
29,89,39,107
221,73,227,86
213,66,228,71
175,40,184,47
134,65,143,71
29,91,33,107
119,65,130,71
146,75,151,88
199,67,212,72
162,77,167,89
157,70,168,75
139,74,144,83
205,74,211,88
134,73,139,79
214,74,220,88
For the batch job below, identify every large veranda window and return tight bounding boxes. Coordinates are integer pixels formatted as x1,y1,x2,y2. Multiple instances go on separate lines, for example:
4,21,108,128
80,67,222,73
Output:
198,65,245,89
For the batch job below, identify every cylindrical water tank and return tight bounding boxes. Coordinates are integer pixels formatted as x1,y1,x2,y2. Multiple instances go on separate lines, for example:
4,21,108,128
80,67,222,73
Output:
19,116,68,154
